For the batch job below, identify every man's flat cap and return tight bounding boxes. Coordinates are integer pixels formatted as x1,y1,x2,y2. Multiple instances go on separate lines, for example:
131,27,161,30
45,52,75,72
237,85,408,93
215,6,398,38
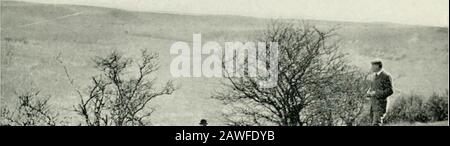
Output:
371,58,383,64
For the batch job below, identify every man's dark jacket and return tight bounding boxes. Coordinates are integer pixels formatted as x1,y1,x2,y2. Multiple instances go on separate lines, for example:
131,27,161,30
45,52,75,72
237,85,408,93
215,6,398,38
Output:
371,71,394,100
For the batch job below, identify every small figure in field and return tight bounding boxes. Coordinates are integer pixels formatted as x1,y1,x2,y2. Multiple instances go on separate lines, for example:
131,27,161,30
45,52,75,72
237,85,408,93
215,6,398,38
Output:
366,59,394,126
199,119,208,126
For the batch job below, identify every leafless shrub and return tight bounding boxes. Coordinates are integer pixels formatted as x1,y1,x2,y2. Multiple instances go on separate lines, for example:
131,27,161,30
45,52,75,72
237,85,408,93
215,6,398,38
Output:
0,89,60,126
72,50,175,126
303,70,370,126
213,21,363,126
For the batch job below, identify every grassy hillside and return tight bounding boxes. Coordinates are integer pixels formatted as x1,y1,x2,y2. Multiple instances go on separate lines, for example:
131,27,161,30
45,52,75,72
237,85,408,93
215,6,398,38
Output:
1,1,448,125
387,121,448,126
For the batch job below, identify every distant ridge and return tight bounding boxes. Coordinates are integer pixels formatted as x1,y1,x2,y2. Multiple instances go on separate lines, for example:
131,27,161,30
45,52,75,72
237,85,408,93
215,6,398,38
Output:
2,0,446,28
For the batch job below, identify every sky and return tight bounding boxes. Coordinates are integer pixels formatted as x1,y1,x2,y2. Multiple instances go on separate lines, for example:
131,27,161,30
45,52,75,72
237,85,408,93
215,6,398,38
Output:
7,0,450,27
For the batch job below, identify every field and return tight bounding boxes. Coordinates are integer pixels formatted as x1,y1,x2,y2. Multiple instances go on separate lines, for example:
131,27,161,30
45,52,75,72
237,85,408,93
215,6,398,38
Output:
1,1,448,125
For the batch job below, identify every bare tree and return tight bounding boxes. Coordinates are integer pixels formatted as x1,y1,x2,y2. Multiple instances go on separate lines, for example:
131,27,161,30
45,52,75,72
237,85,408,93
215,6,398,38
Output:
0,89,60,126
213,21,360,126
332,71,370,126
71,50,175,126
303,70,370,126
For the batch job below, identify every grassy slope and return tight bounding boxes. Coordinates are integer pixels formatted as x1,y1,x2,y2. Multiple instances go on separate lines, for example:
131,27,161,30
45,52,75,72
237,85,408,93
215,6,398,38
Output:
387,121,448,126
1,1,448,125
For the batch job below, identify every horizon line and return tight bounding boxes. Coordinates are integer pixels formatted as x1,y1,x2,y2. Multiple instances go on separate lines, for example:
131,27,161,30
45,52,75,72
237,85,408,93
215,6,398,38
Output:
2,0,449,28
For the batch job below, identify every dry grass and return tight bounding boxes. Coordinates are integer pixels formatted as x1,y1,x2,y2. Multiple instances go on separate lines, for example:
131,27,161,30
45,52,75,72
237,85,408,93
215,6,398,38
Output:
386,121,448,126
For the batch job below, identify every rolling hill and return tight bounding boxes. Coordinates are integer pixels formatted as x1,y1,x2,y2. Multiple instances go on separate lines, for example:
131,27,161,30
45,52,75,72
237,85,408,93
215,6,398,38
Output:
1,1,448,125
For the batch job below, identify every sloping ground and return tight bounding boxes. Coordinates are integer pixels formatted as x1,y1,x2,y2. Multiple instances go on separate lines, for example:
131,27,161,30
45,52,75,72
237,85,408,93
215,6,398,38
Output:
387,121,449,126
1,1,448,125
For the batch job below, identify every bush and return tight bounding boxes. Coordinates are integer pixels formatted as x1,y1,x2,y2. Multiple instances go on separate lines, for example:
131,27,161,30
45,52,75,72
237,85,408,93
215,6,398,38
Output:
384,92,448,124
0,89,60,126
213,21,352,126
73,50,175,126
425,92,448,121
385,95,429,123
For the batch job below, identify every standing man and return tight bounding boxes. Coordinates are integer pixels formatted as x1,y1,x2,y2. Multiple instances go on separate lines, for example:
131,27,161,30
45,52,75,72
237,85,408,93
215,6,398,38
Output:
367,59,394,126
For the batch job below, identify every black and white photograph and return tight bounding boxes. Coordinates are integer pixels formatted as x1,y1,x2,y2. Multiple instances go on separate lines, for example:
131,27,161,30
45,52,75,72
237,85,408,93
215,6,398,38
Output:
0,0,448,130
